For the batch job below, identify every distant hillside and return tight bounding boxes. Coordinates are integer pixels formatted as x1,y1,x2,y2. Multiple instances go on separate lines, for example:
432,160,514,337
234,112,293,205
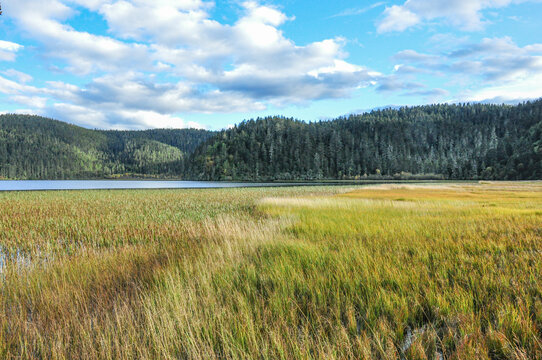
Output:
1,101,541,180
0,115,214,179
187,101,542,181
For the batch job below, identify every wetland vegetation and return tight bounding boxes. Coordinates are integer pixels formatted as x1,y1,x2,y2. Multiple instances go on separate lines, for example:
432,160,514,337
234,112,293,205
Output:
0,182,541,359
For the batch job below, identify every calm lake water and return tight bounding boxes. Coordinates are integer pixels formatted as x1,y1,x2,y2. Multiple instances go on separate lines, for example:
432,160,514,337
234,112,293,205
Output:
0,180,303,191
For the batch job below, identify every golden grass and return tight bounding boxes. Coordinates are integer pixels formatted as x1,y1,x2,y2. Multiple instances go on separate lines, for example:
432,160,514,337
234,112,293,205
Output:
0,182,541,359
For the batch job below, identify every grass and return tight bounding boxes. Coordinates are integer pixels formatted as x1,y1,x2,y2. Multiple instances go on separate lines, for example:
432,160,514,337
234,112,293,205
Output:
0,182,541,359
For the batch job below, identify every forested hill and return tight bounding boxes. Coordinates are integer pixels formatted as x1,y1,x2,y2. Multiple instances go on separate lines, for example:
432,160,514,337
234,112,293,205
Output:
1,101,541,180
0,115,214,179
187,101,542,181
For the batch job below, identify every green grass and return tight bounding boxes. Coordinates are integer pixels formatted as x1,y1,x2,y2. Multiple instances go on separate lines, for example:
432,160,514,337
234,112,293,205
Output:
0,182,541,359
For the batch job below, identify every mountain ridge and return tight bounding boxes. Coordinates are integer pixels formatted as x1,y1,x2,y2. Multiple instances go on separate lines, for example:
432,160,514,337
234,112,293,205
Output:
1,100,541,180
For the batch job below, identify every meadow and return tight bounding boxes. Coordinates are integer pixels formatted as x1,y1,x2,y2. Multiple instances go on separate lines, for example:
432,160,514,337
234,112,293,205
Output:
0,182,540,359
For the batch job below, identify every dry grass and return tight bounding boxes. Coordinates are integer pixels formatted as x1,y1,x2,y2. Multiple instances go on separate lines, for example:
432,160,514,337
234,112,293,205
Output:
0,182,541,359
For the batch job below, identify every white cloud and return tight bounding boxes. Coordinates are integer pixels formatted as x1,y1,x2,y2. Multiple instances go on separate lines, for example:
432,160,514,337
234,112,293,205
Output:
392,37,542,78
83,0,373,102
462,73,542,103
394,49,441,64
9,95,48,109
388,37,542,103
50,103,204,130
0,40,24,61
377,5,420,33
5,0,152,74
376,0,534,33
99,0,215,46
114,109,204,130
0,75,40,95
0,108,41,115
2,0,381,129
4,0,542,128
46,73,266,114
50,103,110,128
0,40,23,52
376,76,425,93
2,69,33,83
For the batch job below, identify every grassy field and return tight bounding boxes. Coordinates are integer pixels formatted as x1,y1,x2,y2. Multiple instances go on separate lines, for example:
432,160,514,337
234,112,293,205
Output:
0,182,541,359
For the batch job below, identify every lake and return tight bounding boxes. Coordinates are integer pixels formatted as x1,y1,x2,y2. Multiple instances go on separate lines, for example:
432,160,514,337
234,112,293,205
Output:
0,180,298,191
0,180,306,191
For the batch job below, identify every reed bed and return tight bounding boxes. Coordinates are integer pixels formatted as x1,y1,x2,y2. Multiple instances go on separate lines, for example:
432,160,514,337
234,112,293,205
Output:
0,182,540,359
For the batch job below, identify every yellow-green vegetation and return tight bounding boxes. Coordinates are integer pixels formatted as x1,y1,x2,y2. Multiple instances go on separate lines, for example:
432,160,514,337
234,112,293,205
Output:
0,182,541,359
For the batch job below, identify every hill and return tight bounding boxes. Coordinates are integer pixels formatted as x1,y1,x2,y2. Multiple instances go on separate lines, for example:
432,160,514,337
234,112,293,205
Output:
1,100,541,180
187,101,542,181
0,115,214,179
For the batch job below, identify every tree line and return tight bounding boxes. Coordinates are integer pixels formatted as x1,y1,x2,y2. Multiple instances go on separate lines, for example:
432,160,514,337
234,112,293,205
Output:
0,100,541,180
0,115,212,179
187,101,542,180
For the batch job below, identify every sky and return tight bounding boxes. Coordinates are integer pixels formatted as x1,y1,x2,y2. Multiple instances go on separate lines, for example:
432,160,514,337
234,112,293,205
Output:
0,0,542,130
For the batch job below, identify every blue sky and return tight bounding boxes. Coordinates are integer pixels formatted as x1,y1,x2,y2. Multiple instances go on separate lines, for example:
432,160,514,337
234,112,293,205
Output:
1,0,542,130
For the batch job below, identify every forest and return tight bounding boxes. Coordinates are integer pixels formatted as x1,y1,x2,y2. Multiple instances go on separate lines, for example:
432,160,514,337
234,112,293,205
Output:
1,99,541,180
0,115,213,179
189,100,542,180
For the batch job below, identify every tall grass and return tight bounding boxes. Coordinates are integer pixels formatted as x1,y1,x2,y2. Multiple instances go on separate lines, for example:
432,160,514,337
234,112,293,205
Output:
0,182,540,359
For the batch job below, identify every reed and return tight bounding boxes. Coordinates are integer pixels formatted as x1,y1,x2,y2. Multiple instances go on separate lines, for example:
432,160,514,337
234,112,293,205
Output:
0,182,540,359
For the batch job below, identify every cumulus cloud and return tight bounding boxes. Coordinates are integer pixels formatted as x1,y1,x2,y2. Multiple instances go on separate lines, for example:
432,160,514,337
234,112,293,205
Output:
376,0,533,33
51,73,267,114
377,5,420,33
0,75,40,95
375,74,449,101
0,40,24,61
396,37,542,82
9,95,48,109
49,103,110,129
394,50,441,65
48,103,205,130
2,69,33,83
99,0,372,98
5,0,152,74
99,0,217,46
461,73,542,103
2,0,382,129
113,110,206,130
389,36,542,103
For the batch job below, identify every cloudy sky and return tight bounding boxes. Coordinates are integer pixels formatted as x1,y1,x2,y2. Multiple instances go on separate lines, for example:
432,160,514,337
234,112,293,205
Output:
1,0,542,129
